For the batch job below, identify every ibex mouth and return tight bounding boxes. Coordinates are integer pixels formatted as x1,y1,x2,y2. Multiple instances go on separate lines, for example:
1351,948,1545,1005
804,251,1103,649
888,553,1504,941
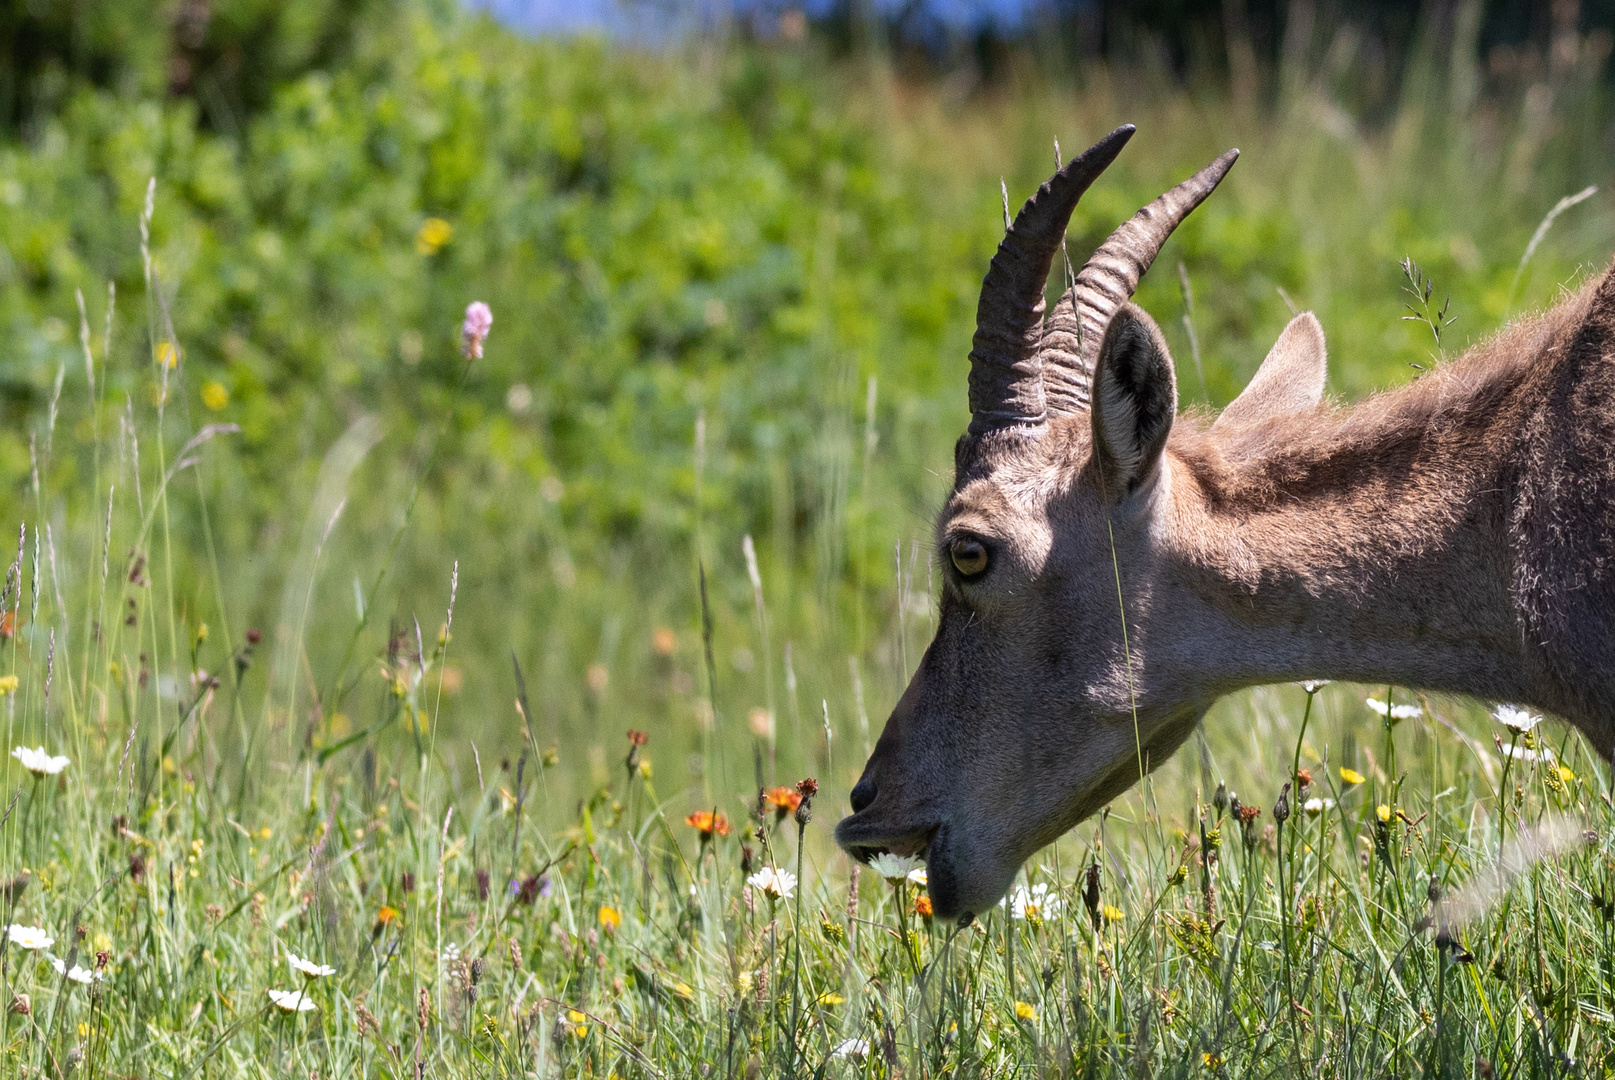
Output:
837,823,939,867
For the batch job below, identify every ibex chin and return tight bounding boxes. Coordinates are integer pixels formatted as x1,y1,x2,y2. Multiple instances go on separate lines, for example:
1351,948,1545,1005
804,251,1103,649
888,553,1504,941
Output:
836,123,1615,922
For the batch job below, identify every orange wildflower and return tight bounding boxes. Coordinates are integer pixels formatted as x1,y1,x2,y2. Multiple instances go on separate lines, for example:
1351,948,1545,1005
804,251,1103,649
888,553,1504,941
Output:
912,894,934,920
764,787,802,821
685,811,730,840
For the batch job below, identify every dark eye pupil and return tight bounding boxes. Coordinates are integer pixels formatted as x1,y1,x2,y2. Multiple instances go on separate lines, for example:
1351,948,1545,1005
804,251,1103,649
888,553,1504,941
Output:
952,540,987,576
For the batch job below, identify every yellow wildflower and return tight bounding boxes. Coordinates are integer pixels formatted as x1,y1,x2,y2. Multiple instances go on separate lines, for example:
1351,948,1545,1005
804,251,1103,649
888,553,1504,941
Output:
154,341,177,370
1376,804,1392,823
1102,904,1124,922
200,381,228,411
816,992,845,1006
566,1009,588,1037
1557,766,1576,783
1014,1001,1036,1021
597,905,621,932
1339,767,1365,785
416,218,453,255
0,675,17,697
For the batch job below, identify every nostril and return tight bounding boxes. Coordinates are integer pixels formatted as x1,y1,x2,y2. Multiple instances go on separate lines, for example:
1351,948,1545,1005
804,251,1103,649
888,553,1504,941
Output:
849,778,877,814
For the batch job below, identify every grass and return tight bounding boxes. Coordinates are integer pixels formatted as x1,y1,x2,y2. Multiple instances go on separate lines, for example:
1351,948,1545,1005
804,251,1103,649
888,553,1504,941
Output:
6,10,1615,1079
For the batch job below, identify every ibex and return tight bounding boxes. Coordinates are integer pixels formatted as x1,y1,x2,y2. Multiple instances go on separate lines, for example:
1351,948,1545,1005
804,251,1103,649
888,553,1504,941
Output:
835,124,1615,921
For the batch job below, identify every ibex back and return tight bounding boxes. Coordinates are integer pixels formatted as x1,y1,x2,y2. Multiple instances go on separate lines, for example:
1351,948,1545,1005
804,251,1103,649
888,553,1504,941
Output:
835,124,1615,922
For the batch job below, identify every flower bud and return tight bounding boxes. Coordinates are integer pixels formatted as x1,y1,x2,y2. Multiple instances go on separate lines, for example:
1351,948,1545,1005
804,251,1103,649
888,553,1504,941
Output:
794,776,817,827
1273,782,1291,825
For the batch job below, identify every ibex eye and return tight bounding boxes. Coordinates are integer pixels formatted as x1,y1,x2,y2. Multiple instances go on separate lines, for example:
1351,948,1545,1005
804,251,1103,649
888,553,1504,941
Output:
950,537,989,578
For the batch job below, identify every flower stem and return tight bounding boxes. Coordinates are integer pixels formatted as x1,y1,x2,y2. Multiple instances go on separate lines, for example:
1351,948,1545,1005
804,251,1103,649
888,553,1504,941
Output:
785,820,805,1074
1497,733,1518,855
1279,687,1317,1076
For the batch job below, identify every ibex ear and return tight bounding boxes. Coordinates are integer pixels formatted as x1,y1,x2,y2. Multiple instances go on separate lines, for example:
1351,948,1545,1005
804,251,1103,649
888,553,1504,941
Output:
1091,304,1177,498
1213,312,1327,430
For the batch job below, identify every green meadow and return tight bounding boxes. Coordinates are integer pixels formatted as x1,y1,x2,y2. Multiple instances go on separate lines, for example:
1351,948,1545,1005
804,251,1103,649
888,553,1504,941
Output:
2,2,1615,1075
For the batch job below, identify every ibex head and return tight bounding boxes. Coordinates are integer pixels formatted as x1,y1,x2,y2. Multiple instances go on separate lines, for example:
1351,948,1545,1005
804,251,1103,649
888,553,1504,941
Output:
836,126,1331,920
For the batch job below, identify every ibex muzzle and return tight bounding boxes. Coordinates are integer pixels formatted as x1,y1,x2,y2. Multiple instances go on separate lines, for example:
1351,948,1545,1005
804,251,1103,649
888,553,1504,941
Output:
837,124,1615,921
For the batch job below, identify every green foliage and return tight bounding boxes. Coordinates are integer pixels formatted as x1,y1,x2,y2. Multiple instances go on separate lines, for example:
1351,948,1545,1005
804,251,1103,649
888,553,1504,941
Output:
0,0,403,132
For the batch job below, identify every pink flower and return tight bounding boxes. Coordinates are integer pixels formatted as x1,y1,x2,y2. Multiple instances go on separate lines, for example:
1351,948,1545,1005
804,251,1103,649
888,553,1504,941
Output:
462,302,493,359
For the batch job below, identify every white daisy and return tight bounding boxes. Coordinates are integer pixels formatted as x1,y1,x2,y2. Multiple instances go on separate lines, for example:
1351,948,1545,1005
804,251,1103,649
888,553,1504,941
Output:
831,1037,870,1059
906,867,928,888
11,747,68,777
1301,680,1331,693
1493,704,1541,734
6,925,52,951
1365,698,1421,723
267,988,317,1013
49,957,100,984
1302,797,1334,816
1003,883,1063,920
867,852,923,884
286,952,335,979
745,866,797,900
1500,743,1555,764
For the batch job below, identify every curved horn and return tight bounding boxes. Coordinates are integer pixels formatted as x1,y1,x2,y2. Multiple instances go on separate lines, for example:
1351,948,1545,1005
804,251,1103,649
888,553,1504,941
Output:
967,124,1135,437
1040,148,1239,413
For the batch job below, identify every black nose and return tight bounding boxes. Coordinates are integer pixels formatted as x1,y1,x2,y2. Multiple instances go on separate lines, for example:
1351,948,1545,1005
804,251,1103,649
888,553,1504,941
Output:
849,778,877,814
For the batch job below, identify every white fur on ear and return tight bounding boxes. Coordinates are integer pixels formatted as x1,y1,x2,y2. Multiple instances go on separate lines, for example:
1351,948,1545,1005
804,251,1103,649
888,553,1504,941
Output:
1092,305,1177,497
1214,311,1327,430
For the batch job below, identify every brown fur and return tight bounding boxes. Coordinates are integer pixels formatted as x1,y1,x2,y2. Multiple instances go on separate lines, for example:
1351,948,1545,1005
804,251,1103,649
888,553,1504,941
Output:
837,263,1615,923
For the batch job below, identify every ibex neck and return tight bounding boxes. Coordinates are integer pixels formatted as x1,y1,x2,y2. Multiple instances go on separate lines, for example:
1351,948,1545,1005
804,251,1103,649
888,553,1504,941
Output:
1168,351,1541,704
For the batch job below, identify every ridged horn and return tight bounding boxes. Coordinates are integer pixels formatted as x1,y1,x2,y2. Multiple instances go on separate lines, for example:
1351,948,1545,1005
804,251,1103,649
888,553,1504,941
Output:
966,124,1135,436
1040,148,1239,413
